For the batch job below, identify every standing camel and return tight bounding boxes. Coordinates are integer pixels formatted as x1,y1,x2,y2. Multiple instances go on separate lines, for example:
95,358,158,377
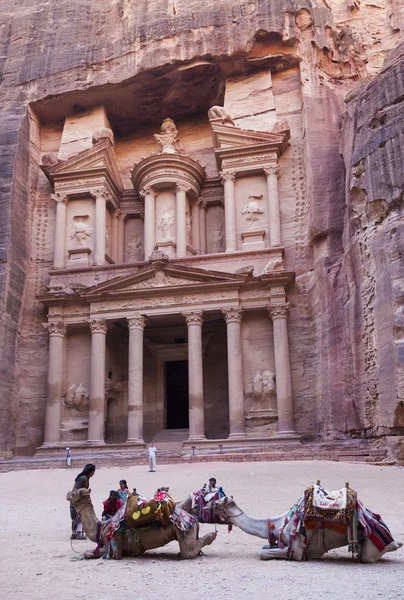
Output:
214,496,402,563
70,488,216,560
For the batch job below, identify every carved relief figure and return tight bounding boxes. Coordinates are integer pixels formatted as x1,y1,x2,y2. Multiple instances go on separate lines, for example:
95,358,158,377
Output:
210,222,224,253
252,370,276,402
154,118,183,154
241,195,264,228
158,207,175,241
186,211,192,246
64,383,90,412
70,215,92,247
208,106,235,126
126,237,143,262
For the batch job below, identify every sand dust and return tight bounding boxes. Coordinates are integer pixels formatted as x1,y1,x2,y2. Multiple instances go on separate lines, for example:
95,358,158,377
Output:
1,460,403,600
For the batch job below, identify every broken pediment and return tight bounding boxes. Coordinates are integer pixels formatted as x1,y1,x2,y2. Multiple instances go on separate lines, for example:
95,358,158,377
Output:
41,138,123,196
211,121,290,173
80,263,248,300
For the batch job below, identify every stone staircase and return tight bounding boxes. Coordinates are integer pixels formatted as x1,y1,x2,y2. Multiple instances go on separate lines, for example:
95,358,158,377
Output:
0,439,391,472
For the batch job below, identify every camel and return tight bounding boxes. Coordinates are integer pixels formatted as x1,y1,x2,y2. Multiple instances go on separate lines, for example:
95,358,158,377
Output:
70,488,216,560
214,496,402,563
177,493,230,525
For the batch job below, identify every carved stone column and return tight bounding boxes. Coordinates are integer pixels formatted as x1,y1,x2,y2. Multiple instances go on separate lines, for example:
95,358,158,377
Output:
222,308,246,437
199,199,207,254
43,321,66,444
264,165,282,247
92,188,108,265
117,212,126,263
88,319,107,444
127,315,146,443
268,304,297,436
176,183,189,258
220,171,237,253
111,210,119,262
183,311,205,440
191,200,200,252
141,186,156,260
52,193,67,269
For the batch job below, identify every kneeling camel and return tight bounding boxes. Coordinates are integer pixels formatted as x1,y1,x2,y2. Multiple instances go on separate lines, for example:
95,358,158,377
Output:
70,488,216,560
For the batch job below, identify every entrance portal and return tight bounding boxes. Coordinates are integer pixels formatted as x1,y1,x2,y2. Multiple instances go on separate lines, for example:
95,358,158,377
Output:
166,360,189,429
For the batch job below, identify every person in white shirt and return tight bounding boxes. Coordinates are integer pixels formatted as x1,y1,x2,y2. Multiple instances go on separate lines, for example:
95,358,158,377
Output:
66,447,72,469
148,442,157,472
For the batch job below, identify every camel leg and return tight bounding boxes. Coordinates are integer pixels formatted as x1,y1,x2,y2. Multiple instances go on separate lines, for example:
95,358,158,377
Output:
260,534,305,561
177,525,217,559
83,545,105,559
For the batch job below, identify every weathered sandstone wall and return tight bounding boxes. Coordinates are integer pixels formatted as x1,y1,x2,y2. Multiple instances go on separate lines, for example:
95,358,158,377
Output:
0,0,403,456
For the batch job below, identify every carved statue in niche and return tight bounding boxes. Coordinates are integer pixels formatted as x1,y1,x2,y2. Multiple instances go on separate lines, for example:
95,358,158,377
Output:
241,195,264,228
70,215,92,247
208,106,235,126
64,383,90,412
126,237,143,262
252,370,276,402
154,118,183,154
158,207,175,241
186,211,192,246
209,207,225,253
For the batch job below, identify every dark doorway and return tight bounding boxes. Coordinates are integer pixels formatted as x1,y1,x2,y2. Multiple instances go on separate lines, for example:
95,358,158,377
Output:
166,360,189,429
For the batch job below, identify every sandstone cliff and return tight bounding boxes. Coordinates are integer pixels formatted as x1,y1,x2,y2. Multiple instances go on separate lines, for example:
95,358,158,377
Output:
0,1,403,457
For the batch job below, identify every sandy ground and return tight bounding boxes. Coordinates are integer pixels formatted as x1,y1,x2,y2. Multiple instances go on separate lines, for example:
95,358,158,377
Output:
1,460,404,600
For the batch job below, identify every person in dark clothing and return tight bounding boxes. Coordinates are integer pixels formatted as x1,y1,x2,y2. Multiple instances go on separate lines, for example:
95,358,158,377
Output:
69,463,96,540
102,490,124,520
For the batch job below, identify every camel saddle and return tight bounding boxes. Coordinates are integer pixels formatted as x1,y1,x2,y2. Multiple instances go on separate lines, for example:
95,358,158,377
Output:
304,484,357,525
126,491,175,528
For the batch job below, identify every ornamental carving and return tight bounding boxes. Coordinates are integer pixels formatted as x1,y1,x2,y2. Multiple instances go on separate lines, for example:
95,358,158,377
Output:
157,207,175,242
45,322,67,336
64,383,89,412
222,153,277,168
222,308,244,323
89,319,108,333
176,182,191,194
128,315,147,330
268,304,290,319
182,311,204,326
264,165,281,179
154,118,183,154
70,215,92,247
139,185,156,198
149,248,169,263
90,187,112,202
241,195,264,228
208,106,235,125
220,171,236,183
51,193,67,204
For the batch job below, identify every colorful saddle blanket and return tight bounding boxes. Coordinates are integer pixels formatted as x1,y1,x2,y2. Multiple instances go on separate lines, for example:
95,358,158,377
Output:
126,490,175,528
304,485,357,524
193,487,226,523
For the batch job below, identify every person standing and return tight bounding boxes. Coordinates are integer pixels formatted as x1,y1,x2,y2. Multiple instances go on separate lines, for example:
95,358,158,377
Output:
66,447,72,469
69,463,96,540
148,443,157,472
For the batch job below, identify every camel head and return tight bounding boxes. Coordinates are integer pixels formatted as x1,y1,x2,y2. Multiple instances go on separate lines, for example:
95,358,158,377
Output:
214,495,237,522
69,487,93,514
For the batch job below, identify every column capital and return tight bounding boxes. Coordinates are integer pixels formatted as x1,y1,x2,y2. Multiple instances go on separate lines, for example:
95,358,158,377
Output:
264,164,281,179
90,187,111,202
198,198,208,210
112,209,121,219
182,310,203,326
139,185,156,198
128,314,147,331
268,303,290,320
44,321,66,337
89,318,108,334
176,182,191,194
222,307,244,323
51,192,68,205
220,170,236,183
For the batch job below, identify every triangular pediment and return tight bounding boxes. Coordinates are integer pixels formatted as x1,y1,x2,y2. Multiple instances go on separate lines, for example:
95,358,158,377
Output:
80,263,248,299
211,123,289,152
42,140,123,192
